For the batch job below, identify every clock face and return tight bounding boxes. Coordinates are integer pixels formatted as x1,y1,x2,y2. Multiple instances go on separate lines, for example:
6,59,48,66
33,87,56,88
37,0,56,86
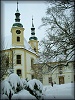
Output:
16,30,21,34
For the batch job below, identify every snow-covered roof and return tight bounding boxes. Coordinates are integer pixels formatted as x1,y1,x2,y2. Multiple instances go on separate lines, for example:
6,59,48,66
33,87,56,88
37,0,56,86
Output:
1,34,37,55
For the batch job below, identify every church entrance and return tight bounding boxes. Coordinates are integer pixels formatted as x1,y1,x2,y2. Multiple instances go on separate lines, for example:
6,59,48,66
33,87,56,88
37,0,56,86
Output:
59,76,64,84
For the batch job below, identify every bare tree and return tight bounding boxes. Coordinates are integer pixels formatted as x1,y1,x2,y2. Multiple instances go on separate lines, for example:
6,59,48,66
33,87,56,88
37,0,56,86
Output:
0,52,10,80
0,50,15,80
31,63,44,83
38,0,74,72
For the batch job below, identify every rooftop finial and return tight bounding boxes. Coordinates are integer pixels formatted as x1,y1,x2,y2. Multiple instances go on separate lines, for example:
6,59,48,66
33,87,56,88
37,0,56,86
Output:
32,16,34,27
15,0,20,22
17,0,19,11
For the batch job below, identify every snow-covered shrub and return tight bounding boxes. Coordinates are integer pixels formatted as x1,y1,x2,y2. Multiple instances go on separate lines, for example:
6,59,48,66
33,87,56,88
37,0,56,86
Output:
28,79,43,92
1,94,8,100
7,73,23,93
21,78,28,89
1,74,44,99
27,79,43,99
1,79,14,98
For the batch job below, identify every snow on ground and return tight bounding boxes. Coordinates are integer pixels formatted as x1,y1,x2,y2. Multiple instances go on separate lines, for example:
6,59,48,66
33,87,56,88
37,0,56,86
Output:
43,83,74,99
11,89,36,99
12,82,74,99
1,89,36,100
1,82,74,99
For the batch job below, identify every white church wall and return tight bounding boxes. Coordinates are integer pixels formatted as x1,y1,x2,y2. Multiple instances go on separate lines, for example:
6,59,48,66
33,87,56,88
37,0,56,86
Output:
42,61,74,85
43,74,49,85
64,72,74,83
52,73,59,84
63,62,74,83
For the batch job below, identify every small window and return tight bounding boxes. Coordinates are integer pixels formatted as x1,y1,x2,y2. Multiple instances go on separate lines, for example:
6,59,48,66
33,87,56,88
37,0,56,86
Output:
16,55,21,64
17,37,20,42
49,77,52,83
17,69,22,76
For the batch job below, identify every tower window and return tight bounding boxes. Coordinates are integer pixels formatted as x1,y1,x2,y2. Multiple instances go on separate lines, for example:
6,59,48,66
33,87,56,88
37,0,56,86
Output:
16,55,21,64
17,69,22,76
17,36,20,42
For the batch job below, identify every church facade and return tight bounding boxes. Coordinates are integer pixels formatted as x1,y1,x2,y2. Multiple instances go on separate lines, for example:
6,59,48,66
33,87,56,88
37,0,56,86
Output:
1,2,39,80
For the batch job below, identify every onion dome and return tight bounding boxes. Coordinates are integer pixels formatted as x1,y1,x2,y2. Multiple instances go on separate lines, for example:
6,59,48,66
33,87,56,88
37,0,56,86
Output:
12,1,23,28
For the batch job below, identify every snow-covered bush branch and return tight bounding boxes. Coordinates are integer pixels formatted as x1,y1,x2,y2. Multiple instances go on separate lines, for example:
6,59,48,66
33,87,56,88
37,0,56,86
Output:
1,73,43,100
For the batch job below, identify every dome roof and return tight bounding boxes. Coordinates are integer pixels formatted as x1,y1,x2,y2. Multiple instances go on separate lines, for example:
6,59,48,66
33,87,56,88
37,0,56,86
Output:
12,23,23,27
29,36,38,40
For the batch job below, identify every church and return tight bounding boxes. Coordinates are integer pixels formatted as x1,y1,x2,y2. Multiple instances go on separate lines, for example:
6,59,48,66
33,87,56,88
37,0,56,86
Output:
1,2,39,80
1,2,74,85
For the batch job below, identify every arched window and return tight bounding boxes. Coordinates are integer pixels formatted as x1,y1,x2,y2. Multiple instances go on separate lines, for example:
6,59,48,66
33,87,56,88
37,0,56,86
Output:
17,36,20,42
17,69,22,76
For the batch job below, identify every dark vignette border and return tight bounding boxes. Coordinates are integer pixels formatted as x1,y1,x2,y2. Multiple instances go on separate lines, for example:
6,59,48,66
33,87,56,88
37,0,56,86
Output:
0,1,1,100
0,0,75,100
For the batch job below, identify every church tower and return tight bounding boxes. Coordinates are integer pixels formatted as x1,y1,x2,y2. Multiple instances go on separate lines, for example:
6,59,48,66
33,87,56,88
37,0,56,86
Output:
11,1,24,47
29,17,39,54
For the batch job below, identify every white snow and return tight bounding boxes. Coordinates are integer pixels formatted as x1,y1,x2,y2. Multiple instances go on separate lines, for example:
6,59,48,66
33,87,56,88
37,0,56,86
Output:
27,79,43,99
24,38,36,54
27,79,43,91
11,89,36,99
43,83,74,99
7,73,23,91
21,78,28,89
1,80,14,97
1,74,74,100
1,94,8,100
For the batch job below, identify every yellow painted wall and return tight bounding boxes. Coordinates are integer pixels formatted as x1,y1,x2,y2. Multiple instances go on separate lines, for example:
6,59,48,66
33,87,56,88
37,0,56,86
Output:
11,27,24,47
13,49,37,79
13,49,26,79
1,48,38,80
26,51,37,80
1,49,74,85
28,40,39,54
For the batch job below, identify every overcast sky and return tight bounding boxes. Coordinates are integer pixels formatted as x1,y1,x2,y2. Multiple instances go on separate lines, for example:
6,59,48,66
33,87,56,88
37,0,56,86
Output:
1,1,48,42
